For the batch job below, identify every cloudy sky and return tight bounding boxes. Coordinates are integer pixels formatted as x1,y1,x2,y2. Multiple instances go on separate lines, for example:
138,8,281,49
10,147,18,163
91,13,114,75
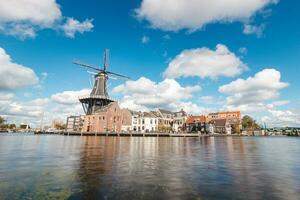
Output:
0,0,299,127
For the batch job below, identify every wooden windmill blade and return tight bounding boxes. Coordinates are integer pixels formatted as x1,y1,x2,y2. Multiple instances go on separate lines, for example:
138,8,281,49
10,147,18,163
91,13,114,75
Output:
106,71,131,79
73,61,104,72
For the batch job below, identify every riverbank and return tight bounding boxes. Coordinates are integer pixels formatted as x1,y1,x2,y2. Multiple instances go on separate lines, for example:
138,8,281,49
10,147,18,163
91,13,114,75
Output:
33,131,272,137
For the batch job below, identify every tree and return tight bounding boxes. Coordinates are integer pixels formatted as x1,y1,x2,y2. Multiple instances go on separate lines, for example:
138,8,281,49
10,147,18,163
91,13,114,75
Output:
0,116,5,125
54,123,66,130
9,124,16,129
242,115,260,131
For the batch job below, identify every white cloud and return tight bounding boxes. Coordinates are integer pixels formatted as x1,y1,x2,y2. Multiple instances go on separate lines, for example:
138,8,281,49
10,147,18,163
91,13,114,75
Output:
0,97,49,118
62,18,94,38
0,0,61,26
266,100,290,109
0,92,14,101
164,44,247,79
1,89,88,127
113,77,201,111
0,0,93,39
141,35,150,44
262,109,300,127
0,47,39,90
239,47,248,54
0,24,36,39
243,24,265,37
136,0,278,32
219,68,289,112
51,89,90,105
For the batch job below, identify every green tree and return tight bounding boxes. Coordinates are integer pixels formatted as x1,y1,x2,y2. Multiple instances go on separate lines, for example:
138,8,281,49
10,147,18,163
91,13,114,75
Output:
242,115,260,131
9,124,16,129
0,116,5,125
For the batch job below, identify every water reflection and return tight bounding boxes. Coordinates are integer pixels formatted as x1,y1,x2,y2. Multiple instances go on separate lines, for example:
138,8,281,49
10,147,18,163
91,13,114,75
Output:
0,135,299,200
70,137,300,200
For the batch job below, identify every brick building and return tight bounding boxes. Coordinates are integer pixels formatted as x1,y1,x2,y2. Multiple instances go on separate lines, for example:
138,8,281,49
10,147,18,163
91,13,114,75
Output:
185,115,208,134
208,111,241,133
82,102,130,133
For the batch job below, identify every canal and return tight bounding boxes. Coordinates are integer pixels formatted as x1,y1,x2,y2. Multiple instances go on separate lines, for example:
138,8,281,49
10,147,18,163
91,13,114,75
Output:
0,134,299,200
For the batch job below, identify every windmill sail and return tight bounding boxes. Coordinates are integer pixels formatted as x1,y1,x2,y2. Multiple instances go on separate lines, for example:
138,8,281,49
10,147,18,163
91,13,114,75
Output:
74,49,130,114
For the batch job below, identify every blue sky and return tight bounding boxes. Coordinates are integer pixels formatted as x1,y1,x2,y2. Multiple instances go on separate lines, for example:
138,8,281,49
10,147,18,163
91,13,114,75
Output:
0,0,299,127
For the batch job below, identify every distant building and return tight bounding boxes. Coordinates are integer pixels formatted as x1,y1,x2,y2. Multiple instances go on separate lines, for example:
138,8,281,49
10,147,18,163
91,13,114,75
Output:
208,111,241,133
66,116,84,132
185,115,208,134
19,123,30,130
210,119,232,134
172,110,188,132
157,109,173,132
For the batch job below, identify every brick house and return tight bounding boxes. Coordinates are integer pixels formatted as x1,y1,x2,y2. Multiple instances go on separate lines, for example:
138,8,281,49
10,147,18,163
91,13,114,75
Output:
82,102,128,133
185,115,208,134
209,119,232,134
208,111,241,133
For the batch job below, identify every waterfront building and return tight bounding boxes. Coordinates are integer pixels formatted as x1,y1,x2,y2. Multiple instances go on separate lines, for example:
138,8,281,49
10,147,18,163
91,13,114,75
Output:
66,116,84,132
210,119,232,134
121,109,134,132
172,109,188,132
185,115,208,134
208,111,241,133
157,109,173,132
132,112,159,133
19,123,31,132
82,102,127,133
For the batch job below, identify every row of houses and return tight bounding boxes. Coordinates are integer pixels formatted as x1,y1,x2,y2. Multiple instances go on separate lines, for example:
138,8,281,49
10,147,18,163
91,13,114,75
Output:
66,102,241,134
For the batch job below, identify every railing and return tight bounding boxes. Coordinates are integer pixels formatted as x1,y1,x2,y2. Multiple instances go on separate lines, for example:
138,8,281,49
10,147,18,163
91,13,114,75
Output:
79,95,115,101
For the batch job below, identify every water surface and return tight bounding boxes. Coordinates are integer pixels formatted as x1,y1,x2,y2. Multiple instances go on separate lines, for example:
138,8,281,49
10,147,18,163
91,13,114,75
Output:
0,134,299,200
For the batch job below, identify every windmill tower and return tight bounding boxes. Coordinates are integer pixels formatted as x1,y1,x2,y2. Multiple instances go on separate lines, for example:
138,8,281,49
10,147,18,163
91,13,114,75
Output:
74,49,130,115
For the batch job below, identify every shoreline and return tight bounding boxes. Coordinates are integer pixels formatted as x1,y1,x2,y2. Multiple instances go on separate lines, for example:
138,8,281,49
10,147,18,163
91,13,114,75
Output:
32,131,292,137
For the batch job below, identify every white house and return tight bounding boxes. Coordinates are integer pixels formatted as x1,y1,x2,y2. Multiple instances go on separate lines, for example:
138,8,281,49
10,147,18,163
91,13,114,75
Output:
132,112,159,133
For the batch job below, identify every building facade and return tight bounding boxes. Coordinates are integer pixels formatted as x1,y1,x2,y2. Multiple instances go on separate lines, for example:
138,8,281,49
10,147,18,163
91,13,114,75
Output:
208,111,241,133
157,109,173,132
172,110,188,132
121,109,133,132
66,116,84,132
82,102,125,133
132,112,159,133
185,115,208,134
210,119,232,134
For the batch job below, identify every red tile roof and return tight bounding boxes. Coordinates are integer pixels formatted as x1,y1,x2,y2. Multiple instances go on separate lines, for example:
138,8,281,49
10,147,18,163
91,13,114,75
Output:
186,115,207,124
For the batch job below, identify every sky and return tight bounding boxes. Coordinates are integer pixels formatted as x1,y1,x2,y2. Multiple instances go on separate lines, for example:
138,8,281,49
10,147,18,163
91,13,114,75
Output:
0,0,299,128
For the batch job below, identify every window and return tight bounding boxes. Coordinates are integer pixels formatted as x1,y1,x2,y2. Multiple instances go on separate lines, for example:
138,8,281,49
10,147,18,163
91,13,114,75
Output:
103,116,105,120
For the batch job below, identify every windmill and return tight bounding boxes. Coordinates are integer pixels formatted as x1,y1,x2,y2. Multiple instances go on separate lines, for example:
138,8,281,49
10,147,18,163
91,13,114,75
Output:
74,49,130,115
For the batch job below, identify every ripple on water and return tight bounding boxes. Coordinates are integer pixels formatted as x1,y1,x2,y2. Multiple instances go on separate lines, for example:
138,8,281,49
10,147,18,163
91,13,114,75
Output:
0,135,299,200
